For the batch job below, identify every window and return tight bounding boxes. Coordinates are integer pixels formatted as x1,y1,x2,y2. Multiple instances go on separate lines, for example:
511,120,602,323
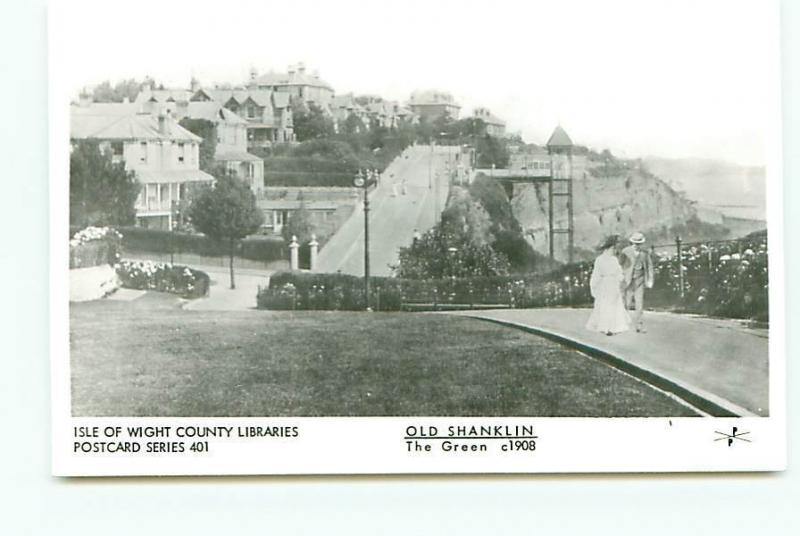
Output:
247,105,257,119
111,142,123,156
140,142,147,163
177,142,185,163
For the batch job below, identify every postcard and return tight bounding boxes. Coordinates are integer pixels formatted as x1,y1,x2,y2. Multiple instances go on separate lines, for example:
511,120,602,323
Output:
51,0,786,476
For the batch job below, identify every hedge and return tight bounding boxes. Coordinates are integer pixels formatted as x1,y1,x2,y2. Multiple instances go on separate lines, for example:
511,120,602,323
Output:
257,231,769,320
117,226,286,262
263,171,356,188
116,260,210,299
257,269,587,312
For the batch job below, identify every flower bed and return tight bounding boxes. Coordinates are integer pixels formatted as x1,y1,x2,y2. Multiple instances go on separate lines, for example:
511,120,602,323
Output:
115,260,210,299
69,226,122,269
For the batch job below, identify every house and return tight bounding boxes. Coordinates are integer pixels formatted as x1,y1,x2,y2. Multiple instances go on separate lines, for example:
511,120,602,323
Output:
191,87,294,148
71,101,214,230
135,85,266,196
184,101,265,197
407,89,461,121
257,199,340,235
249,63,335,112
472,107,506,137
331,93,369,132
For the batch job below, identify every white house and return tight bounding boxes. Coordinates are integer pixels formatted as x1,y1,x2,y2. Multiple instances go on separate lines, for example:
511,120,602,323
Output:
71,101,215,230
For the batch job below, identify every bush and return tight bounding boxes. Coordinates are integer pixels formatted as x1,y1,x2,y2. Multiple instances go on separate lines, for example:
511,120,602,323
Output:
69,226,122,269
116,260,209,299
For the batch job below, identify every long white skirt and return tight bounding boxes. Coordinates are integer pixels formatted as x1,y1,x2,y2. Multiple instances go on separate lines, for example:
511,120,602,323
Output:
586,276,631,334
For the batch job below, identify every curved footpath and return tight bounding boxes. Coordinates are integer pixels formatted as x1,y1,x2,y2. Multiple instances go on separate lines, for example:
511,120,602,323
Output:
448,308,769,417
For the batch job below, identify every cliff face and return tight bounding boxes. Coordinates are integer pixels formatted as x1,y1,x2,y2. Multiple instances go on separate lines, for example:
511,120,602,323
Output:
510,158,698,261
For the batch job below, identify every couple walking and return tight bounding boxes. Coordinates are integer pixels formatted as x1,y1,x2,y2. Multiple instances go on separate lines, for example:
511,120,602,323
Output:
586,232,654,336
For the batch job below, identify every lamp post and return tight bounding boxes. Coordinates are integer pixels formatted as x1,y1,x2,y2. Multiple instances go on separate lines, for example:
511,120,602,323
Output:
354,169,373,311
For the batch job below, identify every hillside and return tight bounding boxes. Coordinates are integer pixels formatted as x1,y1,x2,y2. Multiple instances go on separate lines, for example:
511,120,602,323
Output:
643,156,766,221
509,156,735,261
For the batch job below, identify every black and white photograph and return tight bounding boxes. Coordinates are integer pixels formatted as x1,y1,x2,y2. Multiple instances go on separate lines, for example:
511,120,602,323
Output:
49,0,785,475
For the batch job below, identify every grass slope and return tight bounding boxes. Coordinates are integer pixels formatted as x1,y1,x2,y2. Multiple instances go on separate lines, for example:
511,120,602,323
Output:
70,294,695,417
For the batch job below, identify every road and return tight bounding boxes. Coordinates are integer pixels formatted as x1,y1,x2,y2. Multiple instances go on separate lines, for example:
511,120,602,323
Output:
315,144,457,276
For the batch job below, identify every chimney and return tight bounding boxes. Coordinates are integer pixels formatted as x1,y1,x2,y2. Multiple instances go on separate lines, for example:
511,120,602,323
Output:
287,64,296,75
122,96,130,104
157,113,168,135
297,62,306,75
190,76,200,92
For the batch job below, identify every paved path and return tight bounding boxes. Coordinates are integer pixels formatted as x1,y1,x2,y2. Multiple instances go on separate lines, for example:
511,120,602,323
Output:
180,265,271,311
449,308,769,417
315,145,456,276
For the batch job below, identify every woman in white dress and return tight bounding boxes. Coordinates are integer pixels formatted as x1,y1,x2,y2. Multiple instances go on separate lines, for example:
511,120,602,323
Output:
586,235,631,335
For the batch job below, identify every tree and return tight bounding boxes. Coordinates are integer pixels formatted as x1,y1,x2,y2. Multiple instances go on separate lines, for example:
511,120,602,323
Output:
178,118,217,172
476,134,510,168
91,77,156,103
342,113,365,136
188,172,264,289
70,140,141,227
292,101,335,141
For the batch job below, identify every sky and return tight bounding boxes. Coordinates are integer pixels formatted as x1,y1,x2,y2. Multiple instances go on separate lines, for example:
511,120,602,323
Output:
54,0,778,166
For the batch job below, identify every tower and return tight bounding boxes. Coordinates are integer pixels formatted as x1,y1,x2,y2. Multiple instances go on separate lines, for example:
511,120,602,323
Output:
546,125,575,263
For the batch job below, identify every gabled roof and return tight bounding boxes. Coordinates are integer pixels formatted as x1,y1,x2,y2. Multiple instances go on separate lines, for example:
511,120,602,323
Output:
135,88,193,104
185,101,247,125
71,104,201,142
197,88,275,109
546,125,573,148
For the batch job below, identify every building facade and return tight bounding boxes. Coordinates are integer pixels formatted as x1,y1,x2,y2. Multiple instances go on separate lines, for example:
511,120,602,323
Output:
407,90,461,121
71,101,215,230
472,107,506,137
250,63,335,112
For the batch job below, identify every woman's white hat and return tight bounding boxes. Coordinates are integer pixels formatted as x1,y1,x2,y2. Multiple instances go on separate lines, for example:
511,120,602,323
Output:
629,232,646,244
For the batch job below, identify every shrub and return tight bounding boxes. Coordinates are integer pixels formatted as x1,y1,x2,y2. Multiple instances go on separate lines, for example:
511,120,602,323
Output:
116,260,209,299
69,226,122,269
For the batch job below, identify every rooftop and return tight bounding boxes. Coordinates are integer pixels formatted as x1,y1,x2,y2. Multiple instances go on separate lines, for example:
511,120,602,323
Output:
252,64,333,91
71,103,201,142
185,101,247,125
408,89,460,107
546,125,573,148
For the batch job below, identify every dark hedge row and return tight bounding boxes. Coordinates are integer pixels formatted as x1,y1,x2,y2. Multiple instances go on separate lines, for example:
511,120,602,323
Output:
117,226,286,262
262,170,355,188
257,269,587,312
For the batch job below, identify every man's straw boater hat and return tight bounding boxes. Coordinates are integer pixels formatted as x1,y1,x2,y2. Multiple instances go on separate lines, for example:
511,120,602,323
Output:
629,232,646,244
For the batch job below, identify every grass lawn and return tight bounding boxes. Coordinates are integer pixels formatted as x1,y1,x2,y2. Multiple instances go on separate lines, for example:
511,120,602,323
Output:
70,293,696,417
